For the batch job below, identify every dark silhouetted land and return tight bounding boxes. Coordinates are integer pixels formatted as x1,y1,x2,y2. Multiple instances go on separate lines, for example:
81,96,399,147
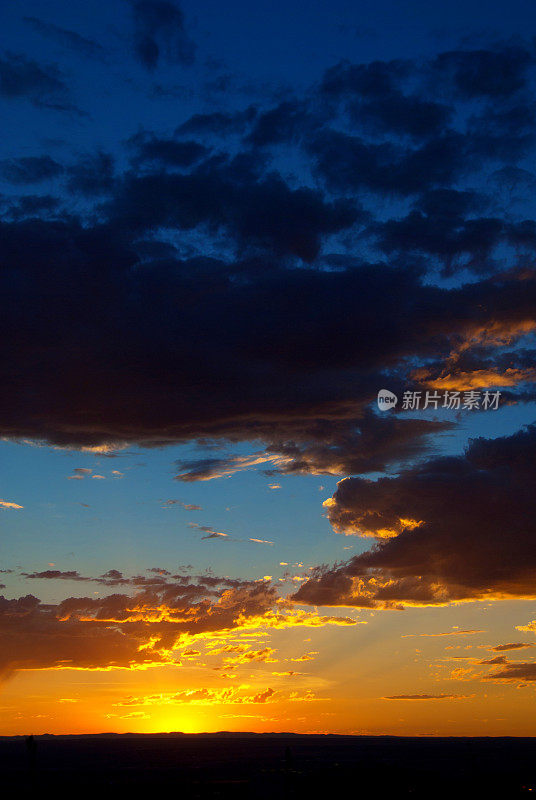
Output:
2,732,536,798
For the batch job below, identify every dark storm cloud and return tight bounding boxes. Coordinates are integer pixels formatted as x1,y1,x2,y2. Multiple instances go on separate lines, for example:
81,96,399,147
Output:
128,0,195,70
1,207,535,452
293,425,536,608
1,39,536,471
24,16,107,60
0,155,63,184
0,52,79,112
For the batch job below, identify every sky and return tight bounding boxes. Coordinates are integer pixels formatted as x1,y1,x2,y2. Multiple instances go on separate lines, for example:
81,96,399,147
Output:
2,0,536,736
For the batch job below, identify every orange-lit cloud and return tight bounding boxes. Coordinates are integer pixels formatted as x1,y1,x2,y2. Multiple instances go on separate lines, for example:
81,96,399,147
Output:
295,425,536,608
0,500,23,510
414,367,536,391
175,453,292,482
113,686,280,707
0,573,361,683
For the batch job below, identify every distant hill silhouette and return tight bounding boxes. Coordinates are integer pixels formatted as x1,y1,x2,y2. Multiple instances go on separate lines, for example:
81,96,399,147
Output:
1,733,536,798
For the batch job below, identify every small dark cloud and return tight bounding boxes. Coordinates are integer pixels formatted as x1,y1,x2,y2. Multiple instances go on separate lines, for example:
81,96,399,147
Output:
128,0,195,70
175,456,249,482
479,655,508,665
431,44,535,99
0,155,63,185
128,132,208,167
384,694,466,700
24,16,107,60
22,569,88,581
188,522,229,540
246,100,312,147
66,152,115,196
321,60,450,141
67,468,92,480
320,59,411,99
162,500,202,510
0,51,80,113
309,128,469,197
176,107,257,136
485,661,536,682
5,194,60,218
373,210,504,275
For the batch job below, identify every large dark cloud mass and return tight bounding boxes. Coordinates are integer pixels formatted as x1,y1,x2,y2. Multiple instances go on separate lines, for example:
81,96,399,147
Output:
1,39,535,477
293,425,536,608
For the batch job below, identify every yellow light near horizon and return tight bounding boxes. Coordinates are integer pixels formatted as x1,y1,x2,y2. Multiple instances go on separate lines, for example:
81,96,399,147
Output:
150,708,207,734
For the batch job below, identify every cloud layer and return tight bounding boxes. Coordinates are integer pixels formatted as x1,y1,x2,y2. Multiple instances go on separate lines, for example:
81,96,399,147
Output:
0,570,357,681
0,40,535,476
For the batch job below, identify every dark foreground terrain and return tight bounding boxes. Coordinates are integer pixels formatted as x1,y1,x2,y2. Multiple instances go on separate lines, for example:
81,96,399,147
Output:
2,732,536,799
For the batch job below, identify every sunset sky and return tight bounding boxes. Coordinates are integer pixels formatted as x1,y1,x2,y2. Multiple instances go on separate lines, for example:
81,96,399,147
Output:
2,0,536,737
